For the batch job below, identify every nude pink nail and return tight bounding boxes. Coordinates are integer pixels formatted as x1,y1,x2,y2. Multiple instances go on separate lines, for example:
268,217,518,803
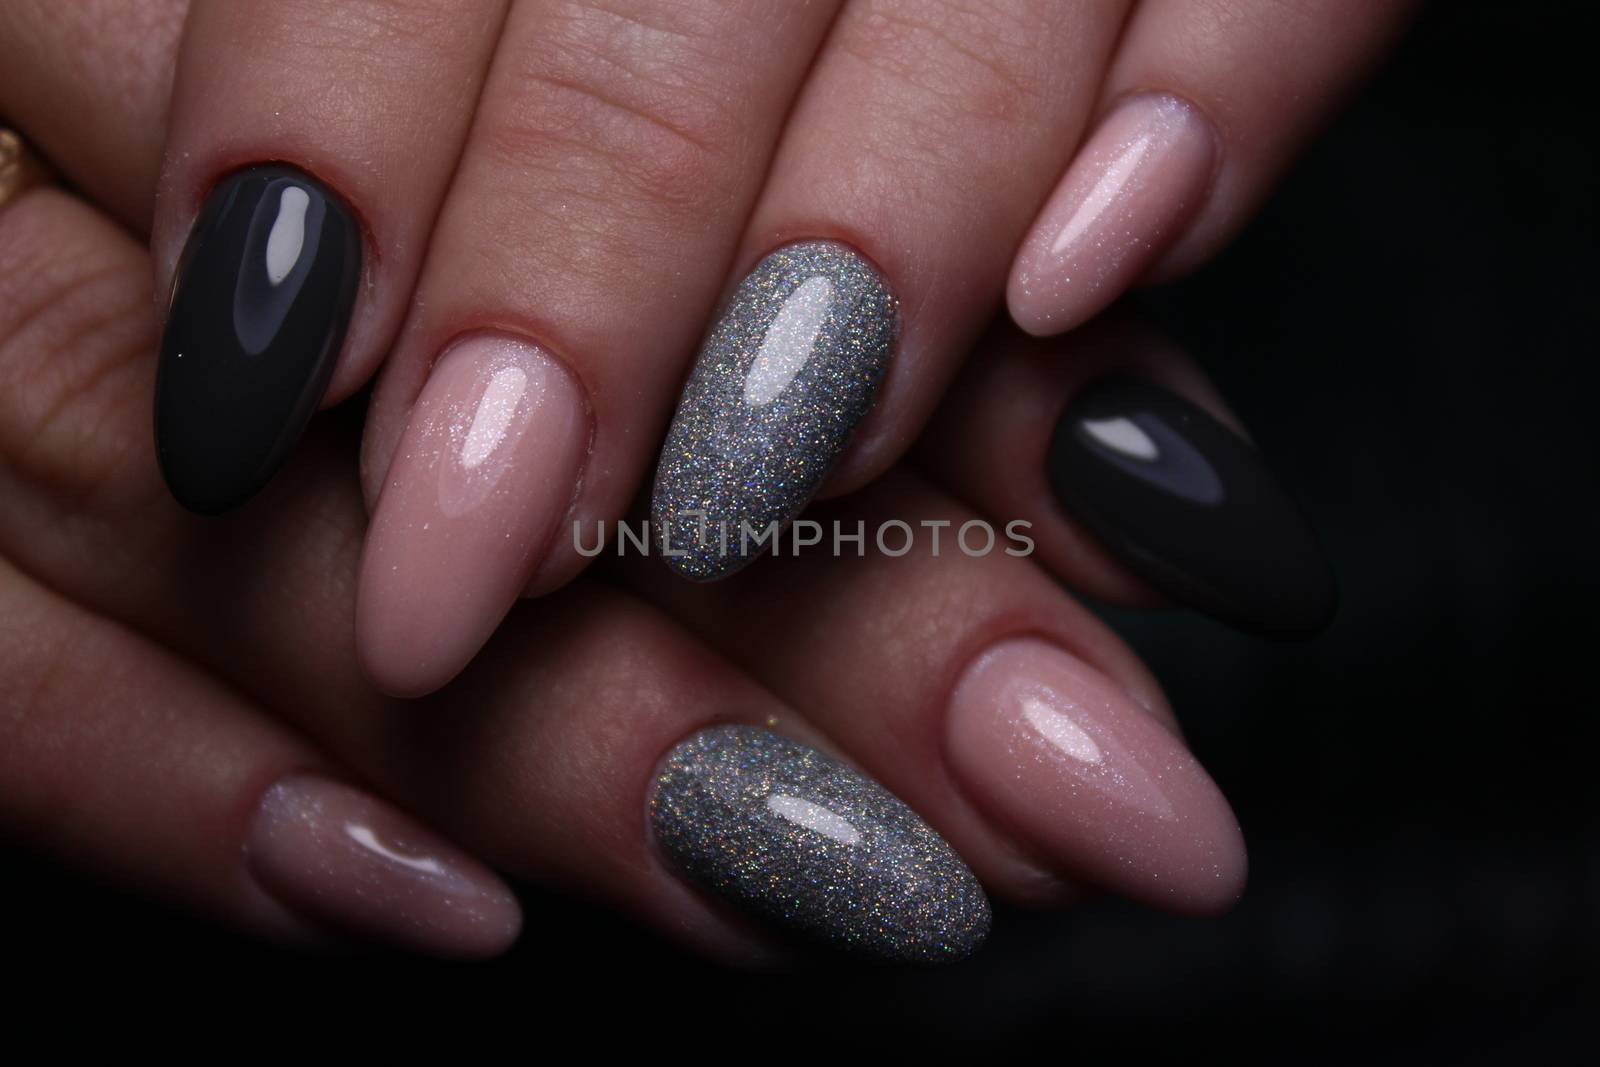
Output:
248,773,521,957
357,334,587,696
1008,93,1217,337
947,637,1246,913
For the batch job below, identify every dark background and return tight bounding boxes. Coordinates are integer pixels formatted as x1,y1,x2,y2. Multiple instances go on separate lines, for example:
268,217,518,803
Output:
9,3,1595,1058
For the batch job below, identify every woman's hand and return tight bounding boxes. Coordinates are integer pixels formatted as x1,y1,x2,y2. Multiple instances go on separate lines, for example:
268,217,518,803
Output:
1,0,1406,696
0,0,1360,961
0,177,1268,960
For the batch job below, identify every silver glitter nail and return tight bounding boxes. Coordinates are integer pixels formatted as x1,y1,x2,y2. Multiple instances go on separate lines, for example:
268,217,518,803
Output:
652,241,898,580
649,725,990,963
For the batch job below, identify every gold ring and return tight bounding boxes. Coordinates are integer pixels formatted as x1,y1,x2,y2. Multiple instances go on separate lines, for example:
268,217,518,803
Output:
0,127,52,211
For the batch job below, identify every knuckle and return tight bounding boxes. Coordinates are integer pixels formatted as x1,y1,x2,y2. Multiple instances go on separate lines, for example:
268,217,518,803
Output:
842,0,1059,126
0,193,158,514
477,0,748,227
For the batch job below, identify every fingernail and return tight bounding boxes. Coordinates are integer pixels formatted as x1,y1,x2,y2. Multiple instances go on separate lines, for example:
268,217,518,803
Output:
356,334,587,696
247,773,521,957
649,725,989,963
947,637,1246,914
652,240,897,581
1008,94,1215,337
155,165,361,514
1048,377,1338,636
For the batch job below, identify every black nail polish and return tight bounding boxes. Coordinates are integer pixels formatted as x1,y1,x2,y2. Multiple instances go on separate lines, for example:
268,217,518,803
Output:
1048,378,1337,637
155,165,361,514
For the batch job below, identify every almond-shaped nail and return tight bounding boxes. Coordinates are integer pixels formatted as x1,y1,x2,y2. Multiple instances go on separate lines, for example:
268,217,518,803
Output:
652,241,897,581
947,638,1246,914
247,773,521,957
357,334,587,696
1049,377,1337,636
1008,94,1216,337
156,165,361,514
649,726,989,963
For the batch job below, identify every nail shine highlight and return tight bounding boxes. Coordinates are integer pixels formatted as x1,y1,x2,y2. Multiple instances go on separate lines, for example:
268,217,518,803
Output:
649,725,989,963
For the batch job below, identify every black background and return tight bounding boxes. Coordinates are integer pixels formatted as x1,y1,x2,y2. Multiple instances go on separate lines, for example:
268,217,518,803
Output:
8,3,1595,1058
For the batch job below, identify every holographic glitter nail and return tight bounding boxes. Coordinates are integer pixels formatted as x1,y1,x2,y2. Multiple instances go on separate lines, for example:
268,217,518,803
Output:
648,725,990,963
652,241,898,580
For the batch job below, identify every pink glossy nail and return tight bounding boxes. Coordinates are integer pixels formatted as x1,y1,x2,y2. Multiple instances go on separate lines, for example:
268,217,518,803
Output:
247,773,521,957
947,637,1246,914
1008,93,1217,337
357,334,587,696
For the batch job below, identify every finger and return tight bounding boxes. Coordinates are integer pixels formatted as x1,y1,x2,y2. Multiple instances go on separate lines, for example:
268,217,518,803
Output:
149,0,508,513
917,315,1337,636
0,554,520,958
355,0,846,696
628,468,1248,915
1007,0,1417,335
647,0,1134,581
0,0,184,232
0,189,991,963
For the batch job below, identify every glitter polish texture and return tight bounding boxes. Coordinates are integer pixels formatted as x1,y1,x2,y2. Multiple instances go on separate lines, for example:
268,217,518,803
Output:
649,726,990,963
652,241,898,580
1008,93,1215,335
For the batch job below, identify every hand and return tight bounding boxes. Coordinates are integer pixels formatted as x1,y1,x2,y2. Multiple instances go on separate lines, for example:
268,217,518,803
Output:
2,0,1408,696
0,176,1263,960
0,131,1337,967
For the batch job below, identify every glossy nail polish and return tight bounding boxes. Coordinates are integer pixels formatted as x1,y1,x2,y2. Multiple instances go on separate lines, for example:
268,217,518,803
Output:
1009,94,1215,336
649,725,989,963
652,241,897,581
1049,378,1337,636
947,638,1246,914
357,334,588,697
248,773,521,957
155,165,361,514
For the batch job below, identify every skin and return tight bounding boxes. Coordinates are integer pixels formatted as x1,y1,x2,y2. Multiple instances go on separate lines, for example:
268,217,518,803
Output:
1,0,1411,696
0,0,1411,956
0,183,1242,957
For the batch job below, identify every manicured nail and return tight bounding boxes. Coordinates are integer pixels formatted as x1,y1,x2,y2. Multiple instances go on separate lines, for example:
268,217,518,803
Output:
247,773,521,957
649,725,989,963
155,165,361,514
652,240,897,581
948,638,1246,914
357,334,587,696
1008,94,1215,337
1049,378,1337,636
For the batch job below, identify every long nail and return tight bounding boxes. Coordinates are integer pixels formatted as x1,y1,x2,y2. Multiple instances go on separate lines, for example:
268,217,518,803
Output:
947,638,1246,914
1049,377,1337,636
1008,94,1215,337
652,241,897,581
155,165,361,514
248,773,521,957
649,725,989,963
357,334,587,696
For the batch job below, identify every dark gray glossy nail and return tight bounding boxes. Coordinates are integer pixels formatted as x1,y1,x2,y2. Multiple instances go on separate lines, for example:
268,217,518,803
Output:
652,241,897,581
1048,378,1337,636
649,725,990,964
155,165,361,514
